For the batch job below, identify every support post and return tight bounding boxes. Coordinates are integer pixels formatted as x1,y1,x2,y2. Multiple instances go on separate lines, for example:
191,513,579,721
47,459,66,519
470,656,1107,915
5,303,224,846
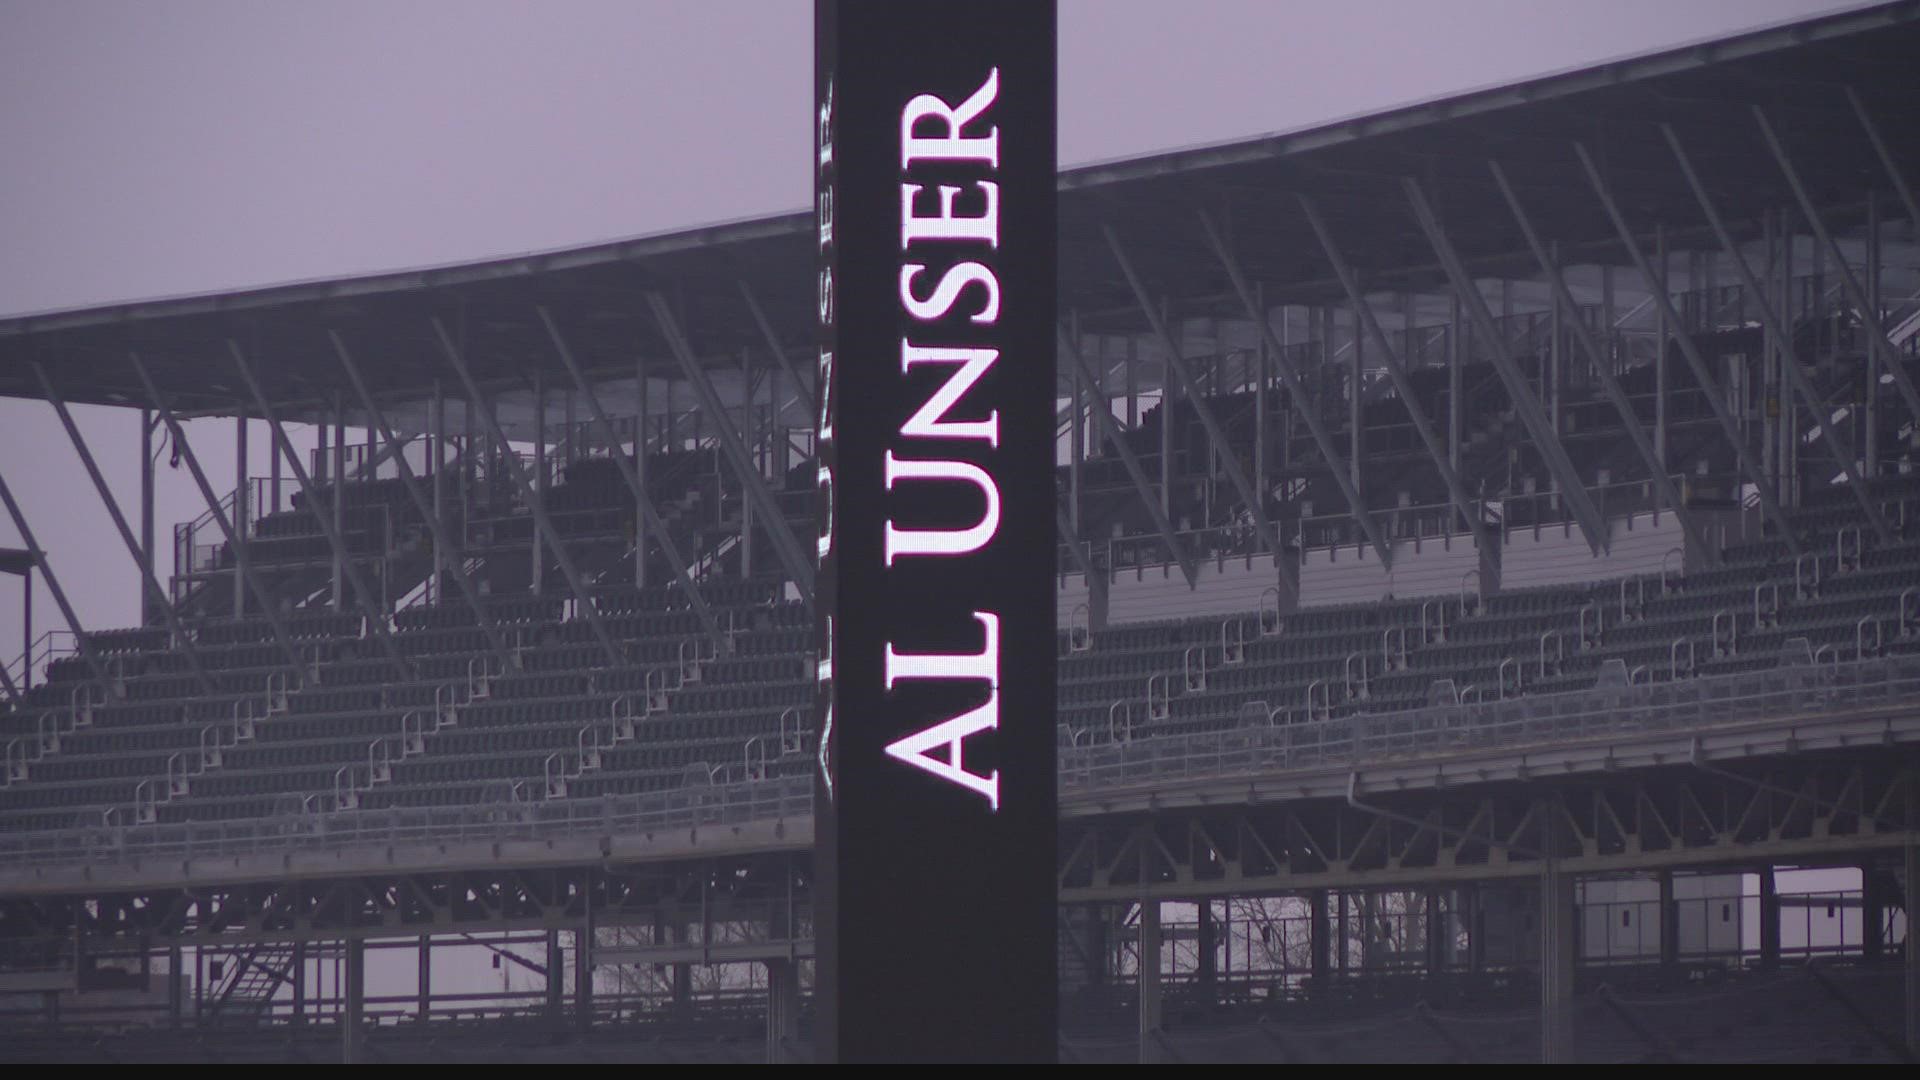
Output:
431,319,626,667
133,357,305,674
0,471,111,686
1299,196,1495,554
546,929,564,1029
1200,212,1393,566
141,409,156,625
1540,864,1576,1064
342,937,364,1065
30,363,216,692
417,936,430,1024
1753,110,1920,434
536,308,722,642
332,333,516,667
1660,128,1895,543
1310,889,1331,986
1107,226,1282,562
230,343,412,678
1569,146,1801,556
532,373,547,597
1658,870,1678,967
1138,900,1162,1064
1759,865,1780,969
645,293,815,605
1906,841,1918,1056
1058,325,1197,585
1403,178,1611,555
1486,164,1715,561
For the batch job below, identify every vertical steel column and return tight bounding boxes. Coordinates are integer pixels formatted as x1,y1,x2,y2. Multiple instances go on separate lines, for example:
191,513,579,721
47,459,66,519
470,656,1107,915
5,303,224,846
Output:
333,334,516,666
1350,289,1363,493
1654,227,1670,467
234,411,249,618
1570,147,1801,557
545,930,564,1028
1107,229,1282,560
740,349,755,580
1299,198,1494,554
432,320,626,667
1138,899,1162,1064
635,354,649,589
140,409,156,625
1449,292,1463,473
1058,326,1197,585
416,936,430,1023
0,471,109,686
430,380,445,605
1661,128,1895,543
1540,863,1576,1063
1905,840,1918,1056
29,364,215,692
1254,284,1268,509
1866,193,1881,479
231,344,411,676
130,354,306,673
532,374,546,597
1658,870,1678,966
537,310,720,642
1069,318,1084,537
1487,163,1713,561
1548,242,1562,436
645,293,815,604
332,396,346,609
1759,865,1781,968
1754,110,1920,429
342,937,364,1065
1403,178,1611,555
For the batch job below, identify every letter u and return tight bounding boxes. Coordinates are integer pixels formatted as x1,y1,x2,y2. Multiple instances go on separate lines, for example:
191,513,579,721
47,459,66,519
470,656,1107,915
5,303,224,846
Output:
884,452,1001,564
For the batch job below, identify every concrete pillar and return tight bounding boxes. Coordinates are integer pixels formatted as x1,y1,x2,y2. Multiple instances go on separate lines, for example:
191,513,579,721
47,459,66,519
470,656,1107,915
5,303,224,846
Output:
167,944,183,1027
1540,867,1577,1064
1904,841,1917,1057
290,941,306,1027
342,937,365,1065
575,928,594,1033
545,929,565,1027
1138,900,1162,1064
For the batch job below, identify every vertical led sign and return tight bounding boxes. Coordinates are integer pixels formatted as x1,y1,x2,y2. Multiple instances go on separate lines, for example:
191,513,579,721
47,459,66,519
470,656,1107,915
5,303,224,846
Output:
814,0,1057,1062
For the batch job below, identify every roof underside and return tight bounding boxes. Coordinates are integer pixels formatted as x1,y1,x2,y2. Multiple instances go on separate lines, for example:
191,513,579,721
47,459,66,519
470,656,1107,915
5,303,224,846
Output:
4,1,1919,424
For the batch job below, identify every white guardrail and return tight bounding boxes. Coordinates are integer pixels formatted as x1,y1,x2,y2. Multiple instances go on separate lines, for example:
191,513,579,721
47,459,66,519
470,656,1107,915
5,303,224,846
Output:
5,653,1920,869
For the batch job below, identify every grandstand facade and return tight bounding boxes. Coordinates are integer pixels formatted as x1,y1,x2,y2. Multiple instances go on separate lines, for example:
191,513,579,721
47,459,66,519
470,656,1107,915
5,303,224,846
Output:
2,2,1919,1062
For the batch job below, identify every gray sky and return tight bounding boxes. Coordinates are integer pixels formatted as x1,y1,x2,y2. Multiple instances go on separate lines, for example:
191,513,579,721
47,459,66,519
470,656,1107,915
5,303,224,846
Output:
0,0,1861,655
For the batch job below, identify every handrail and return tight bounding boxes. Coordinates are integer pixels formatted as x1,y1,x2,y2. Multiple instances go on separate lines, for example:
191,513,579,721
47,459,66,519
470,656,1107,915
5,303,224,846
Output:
1538,630,1564,679
1578,602,1602,650
1836,525,1863,573
1794,552,1822,600
198,725,227,770
1108,700,1135,744
1753,582,1781,629
1497,657,1520,700
1220,617,1247,665
1670,637,1696,681
1618,576,1645,623
1146,674,1171,721
1304,679,1330,722
1857,616,1883,660
1659,548,1685,596
334,764,361,810
1257,587,1283,637
1419,598,1449,644
1459,570,1482,615
1901,587,1920,638
744,737,768,782
779,707,804,755
1067,604,1092,654
1381,626,1408,673
368,737,394,784
1182,647,1210,693
1344,652,1369,702
1711,609,1738,658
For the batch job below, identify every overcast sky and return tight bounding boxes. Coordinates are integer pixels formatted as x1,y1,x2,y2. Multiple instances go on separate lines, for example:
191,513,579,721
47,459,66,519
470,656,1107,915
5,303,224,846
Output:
0,0,1861,654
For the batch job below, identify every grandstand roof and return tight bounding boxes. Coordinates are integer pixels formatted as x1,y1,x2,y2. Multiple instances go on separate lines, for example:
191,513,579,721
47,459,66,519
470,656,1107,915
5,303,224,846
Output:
3,0,1917,425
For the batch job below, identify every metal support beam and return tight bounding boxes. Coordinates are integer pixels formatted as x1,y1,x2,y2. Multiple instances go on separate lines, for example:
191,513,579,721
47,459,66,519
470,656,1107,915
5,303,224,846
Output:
1660,128,1896,545
1569,147,1802,557
1486,164,1719,562
431,319,626,668
1298,196,1495,556
129,354,307,675
0,471,111,686
1058,324,1197,586
230,342,412,680
645,292,815,605
1105,226,1283,563
1199,211,1393,567
536,308,723,645
342,936,364,1065
331,332,518,669
1845,87,1920,236
1402,178,1611,556
1754,109,1920,432
739,281,816,421
31,363,216,694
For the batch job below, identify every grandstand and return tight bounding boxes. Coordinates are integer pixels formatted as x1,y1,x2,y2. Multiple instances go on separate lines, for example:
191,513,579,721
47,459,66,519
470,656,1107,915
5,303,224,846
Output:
3,1,1920,1063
